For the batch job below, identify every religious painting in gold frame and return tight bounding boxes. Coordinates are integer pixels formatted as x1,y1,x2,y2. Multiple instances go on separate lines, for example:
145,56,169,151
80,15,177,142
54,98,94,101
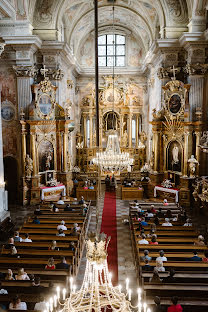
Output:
168,93,182,115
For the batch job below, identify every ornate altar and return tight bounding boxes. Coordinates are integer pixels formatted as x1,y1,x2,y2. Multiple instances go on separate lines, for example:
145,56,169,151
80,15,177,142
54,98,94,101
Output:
150,78,203,206
20,76,74,204
77,76,146,176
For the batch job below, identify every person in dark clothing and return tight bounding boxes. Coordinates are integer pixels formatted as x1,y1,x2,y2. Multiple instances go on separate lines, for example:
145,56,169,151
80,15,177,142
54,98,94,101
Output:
154,216,160,226
34,205,42,215
163,269,177,283
33,216,40,224
156,208,164,218
142,259,153,271
56,257,69,269
152,296,164,312
189,250,202,261
4,237,15,249
64,204,72,211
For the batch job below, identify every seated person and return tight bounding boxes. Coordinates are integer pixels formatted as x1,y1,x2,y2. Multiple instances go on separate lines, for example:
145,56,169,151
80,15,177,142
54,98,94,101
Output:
15,268,30,280
9,295,27,310
57,220,67,231
150,205,156,214
45,257,56,269
88,183,94,189
154,216,160,226
64,204,72,211
147,209,154,218
162,218,172,226
5,269,15,280
189,250,202,261
183,218,192,226
165,209,173,219
10,245,18,257
52,204,59,212
147,229,156,238
141,249,152,261
56,256,69,269
155,259,165,272
150,236,158,245
69,242,75,251
34,295,47,311
49,240,59,251
138,234,149,245
4,237,15,249
0,281,8,294
195,235,205,246
162,268,176,283
79,196,85,204
141,217,148,226
153,296,164,312
34,205,42,215
156,208,164,218
142,259,153,271
149,267,162,283
73,223,81,231
202,251,208,262
56,229,65,237
163,199,169,206
33,216,40,224
167,296,183,312
57,196,65,205
156,250,167,262
22,233,32,242
82,203,88,216
14,231,22,242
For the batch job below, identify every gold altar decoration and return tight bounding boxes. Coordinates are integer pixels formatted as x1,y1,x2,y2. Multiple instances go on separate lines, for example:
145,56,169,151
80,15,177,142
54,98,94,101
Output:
77,76,146,174
20,74,74,205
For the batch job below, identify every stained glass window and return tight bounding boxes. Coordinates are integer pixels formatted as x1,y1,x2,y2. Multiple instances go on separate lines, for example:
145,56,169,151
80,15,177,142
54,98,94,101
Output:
98,34,125,67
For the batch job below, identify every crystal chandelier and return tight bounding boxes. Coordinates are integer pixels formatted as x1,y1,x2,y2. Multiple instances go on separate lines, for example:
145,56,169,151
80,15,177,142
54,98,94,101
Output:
92,130,134,172
47,233,151,312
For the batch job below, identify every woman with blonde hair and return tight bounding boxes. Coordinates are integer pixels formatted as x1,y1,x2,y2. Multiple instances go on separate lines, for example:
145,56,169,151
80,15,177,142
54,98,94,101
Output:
15,268,30,280
155,259,165,272
49,240,59,251
45,257,56,270
5,269,14,280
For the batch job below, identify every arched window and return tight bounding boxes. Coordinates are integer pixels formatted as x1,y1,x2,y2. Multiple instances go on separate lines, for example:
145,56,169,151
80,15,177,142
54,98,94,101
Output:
98,34,125,67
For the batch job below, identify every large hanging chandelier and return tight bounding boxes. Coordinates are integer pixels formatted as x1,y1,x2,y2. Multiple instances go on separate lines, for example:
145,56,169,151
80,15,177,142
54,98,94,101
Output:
92,1,134,173
47,233,151,312
92,130,134,172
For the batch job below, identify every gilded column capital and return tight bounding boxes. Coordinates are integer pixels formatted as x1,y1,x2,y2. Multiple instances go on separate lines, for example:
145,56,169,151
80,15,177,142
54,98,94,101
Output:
183,63,208,76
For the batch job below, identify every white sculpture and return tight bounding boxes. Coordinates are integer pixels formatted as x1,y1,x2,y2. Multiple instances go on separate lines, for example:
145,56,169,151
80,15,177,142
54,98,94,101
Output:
188,155,198,178
172,144,179,164
25,154,33,178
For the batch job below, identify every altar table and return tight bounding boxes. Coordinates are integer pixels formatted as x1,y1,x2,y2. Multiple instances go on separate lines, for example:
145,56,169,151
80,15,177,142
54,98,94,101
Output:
154,185,179,203
40,184,66,201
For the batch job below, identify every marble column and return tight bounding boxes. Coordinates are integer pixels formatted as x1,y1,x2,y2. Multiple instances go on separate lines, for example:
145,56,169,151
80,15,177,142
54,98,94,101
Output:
120,115,124,139
128,114,132,148
195,131,201,175
89,114,93,148
63,130,68,172
99,115,103,148
0,91,8,221
83,115,87,148
136,114,139,148
183,131,191,177
20,121,27,176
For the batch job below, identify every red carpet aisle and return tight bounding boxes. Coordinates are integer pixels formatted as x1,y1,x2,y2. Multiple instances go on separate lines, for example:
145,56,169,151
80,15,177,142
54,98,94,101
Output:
100,191,118,285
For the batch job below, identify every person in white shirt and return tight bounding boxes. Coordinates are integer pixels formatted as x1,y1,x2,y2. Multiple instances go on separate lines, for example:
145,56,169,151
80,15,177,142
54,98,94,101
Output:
183,218,192,226
155,259,165,272
22,233,32,242
162,218,173,226
73,223,81,231
15,268,30,281
9,296,27,310
56,229,65,236
57,220,67,231
57,197,65,205
138,234,149,245
156,250,167,262
34,296,47,311
14,231,22,242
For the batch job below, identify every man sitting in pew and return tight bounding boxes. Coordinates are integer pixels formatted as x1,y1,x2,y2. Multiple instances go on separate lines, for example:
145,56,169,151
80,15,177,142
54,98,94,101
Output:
56,229,65,236
152,296,164,312
14,231,22,243
162,268,177,283
57,196,65,205
22,233,32,242
4,237,15,249
142,259,153,271
56,256,69,269
156,208,164,218
162,218,172,227
34,295,47,311
189,250,202,261
33,216,40,224
64,204,72,211
57,220,67,231
156,250,167,262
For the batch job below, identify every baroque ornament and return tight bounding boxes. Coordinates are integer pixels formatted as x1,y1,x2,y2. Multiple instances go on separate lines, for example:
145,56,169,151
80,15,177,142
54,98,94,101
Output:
13,65,38,78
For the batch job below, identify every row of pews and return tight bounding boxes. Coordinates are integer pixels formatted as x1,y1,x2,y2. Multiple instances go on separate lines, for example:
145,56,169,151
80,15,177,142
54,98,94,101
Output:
129,201,208,312
0,200,92,311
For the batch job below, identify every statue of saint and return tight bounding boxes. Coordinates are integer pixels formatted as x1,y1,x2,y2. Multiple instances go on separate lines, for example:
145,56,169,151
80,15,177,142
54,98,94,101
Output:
172,144,179,164
46,152,52,170
121,130,128,147
25,154,33,178
188,155,198,177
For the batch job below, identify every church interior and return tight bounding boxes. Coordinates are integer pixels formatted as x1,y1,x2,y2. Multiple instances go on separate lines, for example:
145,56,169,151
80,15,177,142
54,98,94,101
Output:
0,0,208,311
